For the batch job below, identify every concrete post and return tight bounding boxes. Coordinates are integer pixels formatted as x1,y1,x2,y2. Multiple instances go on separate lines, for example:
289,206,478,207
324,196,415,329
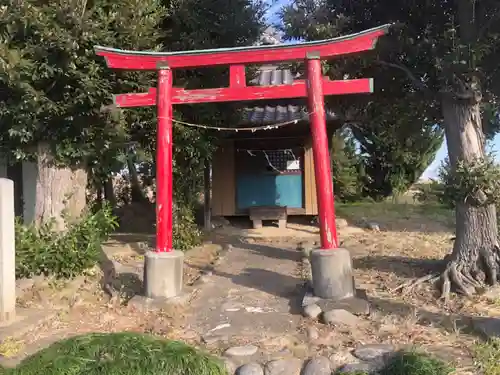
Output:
310,248,355,300
144,250,184,299
0,178,16,322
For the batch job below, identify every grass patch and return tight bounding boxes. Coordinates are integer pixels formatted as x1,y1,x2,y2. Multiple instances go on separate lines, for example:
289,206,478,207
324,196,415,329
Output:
336,201,454,229
380,350,454,375
474,338,500,375
8,332,226,375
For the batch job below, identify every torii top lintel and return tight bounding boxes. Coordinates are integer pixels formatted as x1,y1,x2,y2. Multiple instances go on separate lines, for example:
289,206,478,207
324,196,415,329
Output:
94,24,390,70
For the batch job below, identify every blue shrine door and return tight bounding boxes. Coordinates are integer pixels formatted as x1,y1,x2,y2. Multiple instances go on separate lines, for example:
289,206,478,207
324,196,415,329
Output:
235,149,303,210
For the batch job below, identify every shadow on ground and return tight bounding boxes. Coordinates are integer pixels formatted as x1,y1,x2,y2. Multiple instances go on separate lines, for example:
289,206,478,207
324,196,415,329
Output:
369,295,500,340
353,255,447,278
240,242,302,262
207,267,306,315
98,247,143,302
207,260,499,339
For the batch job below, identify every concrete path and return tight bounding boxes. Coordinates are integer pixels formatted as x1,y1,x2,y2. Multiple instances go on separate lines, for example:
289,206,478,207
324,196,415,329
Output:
186,237,311,359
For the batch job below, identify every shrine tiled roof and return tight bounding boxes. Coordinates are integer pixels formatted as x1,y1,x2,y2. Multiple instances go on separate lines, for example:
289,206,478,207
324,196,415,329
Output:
241,66,338,125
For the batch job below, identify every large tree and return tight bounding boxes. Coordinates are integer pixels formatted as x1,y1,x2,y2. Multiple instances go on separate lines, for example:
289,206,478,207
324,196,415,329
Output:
282,6,443,201
0,0,164,228
282,0,500,298
159,0,265,205
353,101,443,200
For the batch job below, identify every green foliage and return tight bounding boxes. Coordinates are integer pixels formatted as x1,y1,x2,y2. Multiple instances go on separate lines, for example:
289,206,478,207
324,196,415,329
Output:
352,103,443,200
280,0,500,203
281,1,445,200
331,129,364,201
332,351,453,375
380,350,453,375
474,338,500,375
414,181,449,207
15,206,118,279
281,0,500,106
157,0,265,207
173,203,202,251
6,332,226,375
439,156,500,207
0,0,164,164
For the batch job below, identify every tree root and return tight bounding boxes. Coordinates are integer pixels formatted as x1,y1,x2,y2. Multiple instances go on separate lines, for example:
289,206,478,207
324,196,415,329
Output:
392,245,500,301
391,273,440,295
439,263,477,302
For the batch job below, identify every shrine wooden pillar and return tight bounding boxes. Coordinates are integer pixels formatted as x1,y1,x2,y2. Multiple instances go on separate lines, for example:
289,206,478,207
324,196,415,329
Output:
95,23,390,302
156,62,174,252
306,53,338,249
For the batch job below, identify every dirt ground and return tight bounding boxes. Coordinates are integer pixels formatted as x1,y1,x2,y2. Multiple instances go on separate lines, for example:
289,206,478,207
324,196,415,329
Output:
2,202,499,374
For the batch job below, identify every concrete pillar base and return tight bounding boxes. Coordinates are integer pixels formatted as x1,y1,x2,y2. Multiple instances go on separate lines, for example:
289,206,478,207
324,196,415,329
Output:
310,248,355,300
144,250,184,299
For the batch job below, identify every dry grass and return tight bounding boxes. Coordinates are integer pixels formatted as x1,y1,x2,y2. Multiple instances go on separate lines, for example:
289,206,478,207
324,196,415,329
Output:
7,201,500,374
332,201,500,374
5,240,220,365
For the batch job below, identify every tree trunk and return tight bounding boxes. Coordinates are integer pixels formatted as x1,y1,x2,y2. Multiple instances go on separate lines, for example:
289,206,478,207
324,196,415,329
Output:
34,143,87,231
104,177,117,208
127,152,145,203
441,95,500,298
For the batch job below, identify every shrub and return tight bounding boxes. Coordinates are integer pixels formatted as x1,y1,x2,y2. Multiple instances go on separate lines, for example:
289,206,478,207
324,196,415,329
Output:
8,332,226,375
173,202,202,251
474,338,500,375
15,205,118,279
413,180,448,206
380,350,453,375
331,130,364,202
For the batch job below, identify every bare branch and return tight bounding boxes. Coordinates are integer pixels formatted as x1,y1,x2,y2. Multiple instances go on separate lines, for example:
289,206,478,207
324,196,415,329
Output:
377,60,431,93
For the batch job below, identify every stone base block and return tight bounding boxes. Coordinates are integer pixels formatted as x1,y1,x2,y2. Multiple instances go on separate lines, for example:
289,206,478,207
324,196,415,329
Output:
128,292,191,312
144,250,184,299
310,248,355,300
302,285,370,316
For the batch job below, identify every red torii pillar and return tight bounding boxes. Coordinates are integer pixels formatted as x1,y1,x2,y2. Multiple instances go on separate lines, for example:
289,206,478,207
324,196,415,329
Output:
95,24,389,301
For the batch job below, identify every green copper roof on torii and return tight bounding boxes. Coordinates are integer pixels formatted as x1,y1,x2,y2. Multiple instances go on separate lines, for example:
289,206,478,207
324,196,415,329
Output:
94,24,391,70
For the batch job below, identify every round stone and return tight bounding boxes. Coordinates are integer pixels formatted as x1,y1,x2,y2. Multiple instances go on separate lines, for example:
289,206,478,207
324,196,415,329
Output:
225,345,259,357
329,351,359,369
367,222,380,231
202,333,229,345
322,309,360,326
336,218,349,228
237,363,264,375
264,358,302,375
353,344,395,361
338,362,378,374
303,304,322,319
269,349,294,360
302,356,331,375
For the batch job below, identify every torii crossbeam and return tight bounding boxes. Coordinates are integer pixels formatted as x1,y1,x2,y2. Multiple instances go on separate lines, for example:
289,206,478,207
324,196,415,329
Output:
95,24,390,300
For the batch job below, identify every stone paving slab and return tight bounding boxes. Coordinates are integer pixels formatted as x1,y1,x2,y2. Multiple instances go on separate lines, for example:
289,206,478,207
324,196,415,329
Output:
187,239,306,356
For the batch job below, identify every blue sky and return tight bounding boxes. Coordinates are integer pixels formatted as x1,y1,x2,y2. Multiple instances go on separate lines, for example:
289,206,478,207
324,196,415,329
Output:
421,136,500,180
263,0,500,180
264,0,290,24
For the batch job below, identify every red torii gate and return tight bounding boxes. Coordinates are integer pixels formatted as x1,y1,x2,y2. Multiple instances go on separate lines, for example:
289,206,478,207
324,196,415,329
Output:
95,24,389,257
